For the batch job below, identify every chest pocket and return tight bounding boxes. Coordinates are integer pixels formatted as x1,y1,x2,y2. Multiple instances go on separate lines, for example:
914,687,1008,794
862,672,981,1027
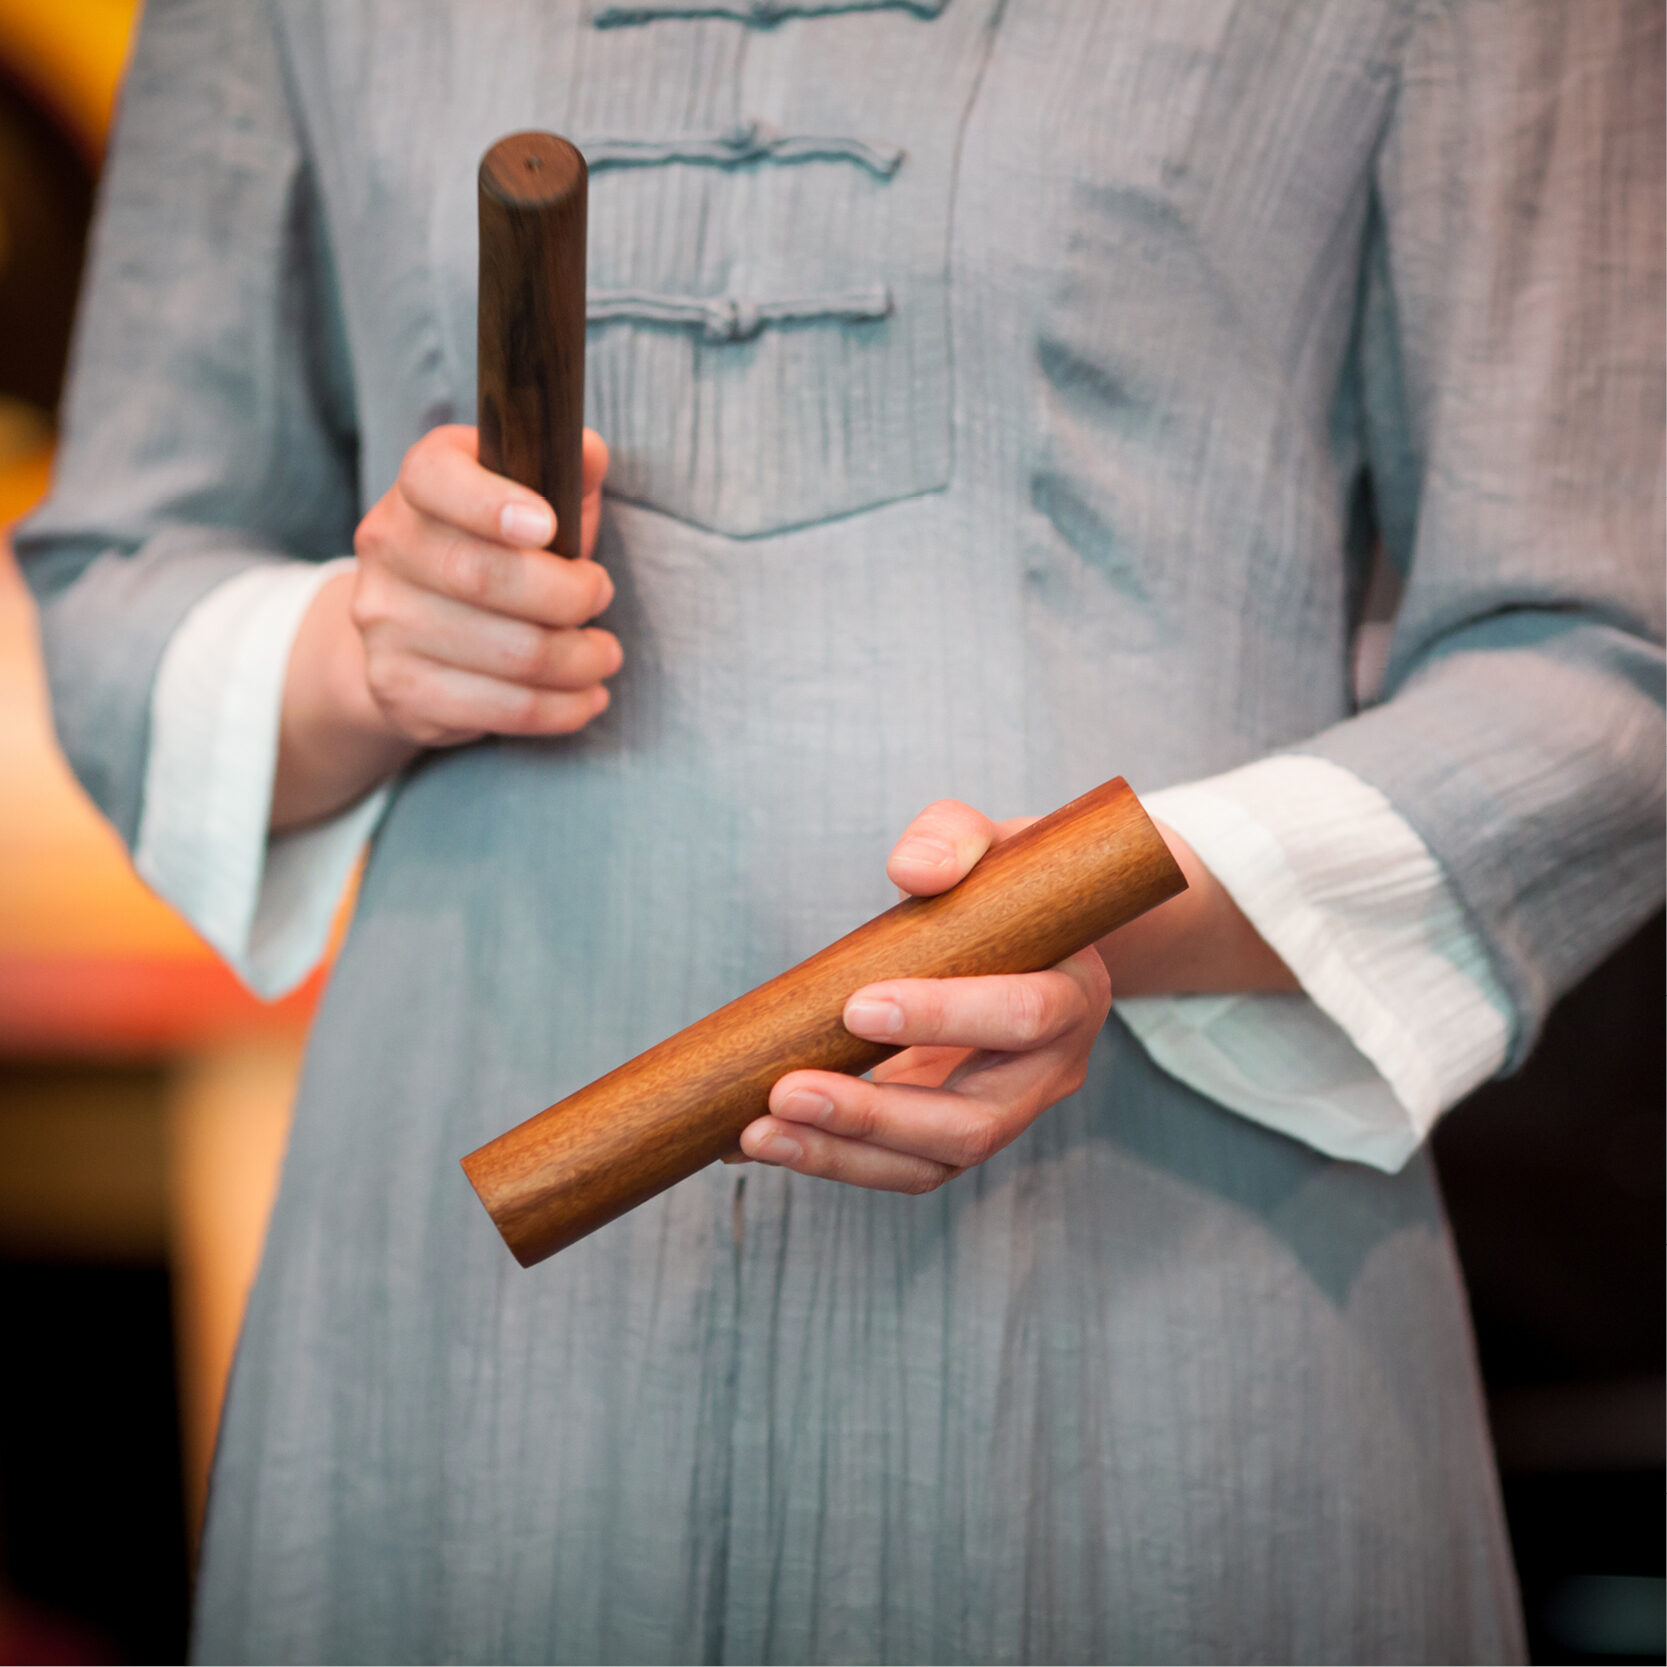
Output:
565,0,1000,538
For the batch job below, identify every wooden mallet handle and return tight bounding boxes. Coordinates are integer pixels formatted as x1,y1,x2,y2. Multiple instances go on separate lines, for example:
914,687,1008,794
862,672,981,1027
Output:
477,131,588,557
462,777,1186,1266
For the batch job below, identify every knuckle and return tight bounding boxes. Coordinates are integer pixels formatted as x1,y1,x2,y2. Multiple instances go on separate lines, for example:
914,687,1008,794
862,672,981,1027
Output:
438,536,493,603
396,441,430,499
900,1164,948,1196
349,572,391,632
846,1091,881,1142
499,626,549,682
363,652,413,712
361,648,395,700
1006,978,1053,1047
353,506,388,565
954,1114,1003,1168
413,426,448,465
914,984,950,1041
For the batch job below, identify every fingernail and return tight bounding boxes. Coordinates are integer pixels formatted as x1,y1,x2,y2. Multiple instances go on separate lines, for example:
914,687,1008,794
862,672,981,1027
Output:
845,997,904,1038
755,1131,802,1164
776,1089,833,1125
898,837,954,867
500,502,554,545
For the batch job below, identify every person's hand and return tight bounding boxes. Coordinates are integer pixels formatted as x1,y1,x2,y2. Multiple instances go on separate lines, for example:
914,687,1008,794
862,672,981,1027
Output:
274,425,614,829
733,795,1299,1192
736,801,1114,1194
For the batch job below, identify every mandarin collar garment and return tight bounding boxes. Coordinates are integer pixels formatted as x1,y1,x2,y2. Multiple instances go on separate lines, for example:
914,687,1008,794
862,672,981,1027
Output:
18,0,1664,1660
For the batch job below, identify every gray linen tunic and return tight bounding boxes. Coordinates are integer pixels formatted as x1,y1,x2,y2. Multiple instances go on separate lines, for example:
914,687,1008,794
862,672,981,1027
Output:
20,1,1665,1661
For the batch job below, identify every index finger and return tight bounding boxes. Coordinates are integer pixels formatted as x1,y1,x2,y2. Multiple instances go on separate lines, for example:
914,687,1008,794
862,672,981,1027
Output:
399,425,559,549
581,428,610,497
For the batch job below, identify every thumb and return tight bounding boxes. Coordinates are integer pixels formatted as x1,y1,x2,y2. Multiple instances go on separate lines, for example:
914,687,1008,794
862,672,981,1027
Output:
886,799,999,897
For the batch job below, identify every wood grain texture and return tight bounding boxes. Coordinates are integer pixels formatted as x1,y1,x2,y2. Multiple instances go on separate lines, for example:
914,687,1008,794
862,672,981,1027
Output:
463,777,1186,1266
477,131,587,557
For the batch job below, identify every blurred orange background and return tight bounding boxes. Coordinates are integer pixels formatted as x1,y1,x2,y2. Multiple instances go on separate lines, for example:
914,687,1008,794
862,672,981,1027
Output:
0,5,340,1658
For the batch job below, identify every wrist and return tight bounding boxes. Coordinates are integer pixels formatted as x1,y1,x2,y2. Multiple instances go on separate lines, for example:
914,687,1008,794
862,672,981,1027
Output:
1097,819,1298,997
272,568,417,832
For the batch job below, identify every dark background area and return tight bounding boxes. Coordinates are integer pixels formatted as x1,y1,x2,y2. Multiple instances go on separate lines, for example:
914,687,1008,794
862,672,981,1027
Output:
1436,912,1665,1665
0,1259,188,1665
0,64,90,422
0,46,1661,1667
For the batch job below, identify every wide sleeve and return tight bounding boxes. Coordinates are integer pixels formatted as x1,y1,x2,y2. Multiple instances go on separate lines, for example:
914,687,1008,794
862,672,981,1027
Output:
1119,755,1514,1173
134,557,391,998
1289,0,1664,1065
13,0,359,850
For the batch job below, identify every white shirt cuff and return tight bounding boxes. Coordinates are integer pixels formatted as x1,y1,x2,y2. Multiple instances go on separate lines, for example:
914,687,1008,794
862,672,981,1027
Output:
135,558,390,999
1119,755,1515,1172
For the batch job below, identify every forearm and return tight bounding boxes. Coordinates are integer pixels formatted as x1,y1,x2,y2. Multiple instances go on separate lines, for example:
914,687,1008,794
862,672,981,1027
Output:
272,569,419,833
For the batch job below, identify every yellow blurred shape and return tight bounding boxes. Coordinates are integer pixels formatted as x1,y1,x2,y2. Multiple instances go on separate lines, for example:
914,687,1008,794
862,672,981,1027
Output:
0,0,141,163
0,400,52,523
0,0,176,962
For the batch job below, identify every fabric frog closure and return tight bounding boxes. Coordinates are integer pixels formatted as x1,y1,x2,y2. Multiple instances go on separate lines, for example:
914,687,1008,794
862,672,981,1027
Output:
569,0,998,537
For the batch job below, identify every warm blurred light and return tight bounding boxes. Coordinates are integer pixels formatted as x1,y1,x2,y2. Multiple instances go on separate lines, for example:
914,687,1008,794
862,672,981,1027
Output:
0,531,330,1052
169,1037,304,1542
0,0,140,165
0,0,324,1623
0,1,334,1049
0,533,221,963
0,396,52,521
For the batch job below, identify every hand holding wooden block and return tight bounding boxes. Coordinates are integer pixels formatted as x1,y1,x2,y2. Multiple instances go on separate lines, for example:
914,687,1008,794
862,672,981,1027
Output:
463,776,1186,1265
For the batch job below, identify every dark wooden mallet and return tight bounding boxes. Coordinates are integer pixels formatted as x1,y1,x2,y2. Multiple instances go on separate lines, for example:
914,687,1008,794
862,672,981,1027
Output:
463,777,1187,1266
477,130,588,555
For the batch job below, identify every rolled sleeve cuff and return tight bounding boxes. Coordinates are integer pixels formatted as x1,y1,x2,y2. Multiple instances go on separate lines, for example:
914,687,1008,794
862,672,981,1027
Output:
1119,755,1514,1171
134,557,389,1000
